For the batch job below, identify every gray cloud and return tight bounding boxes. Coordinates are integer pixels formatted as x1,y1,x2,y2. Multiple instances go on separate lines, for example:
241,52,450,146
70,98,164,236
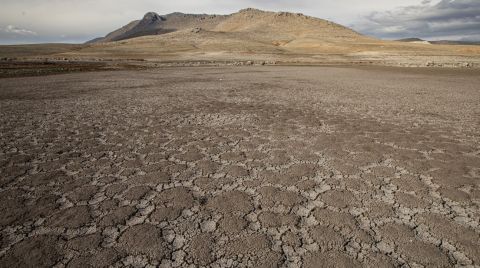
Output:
353,0,480,40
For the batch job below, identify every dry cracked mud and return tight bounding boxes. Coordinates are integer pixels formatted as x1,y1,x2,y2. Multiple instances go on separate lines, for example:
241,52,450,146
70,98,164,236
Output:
0,66,479,267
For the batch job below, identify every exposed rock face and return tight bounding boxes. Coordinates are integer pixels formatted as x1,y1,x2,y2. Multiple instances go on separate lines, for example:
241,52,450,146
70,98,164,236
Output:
142,12,164,23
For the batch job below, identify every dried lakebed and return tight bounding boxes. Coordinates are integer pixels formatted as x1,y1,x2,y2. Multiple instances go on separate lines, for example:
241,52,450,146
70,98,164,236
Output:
0,66,479,267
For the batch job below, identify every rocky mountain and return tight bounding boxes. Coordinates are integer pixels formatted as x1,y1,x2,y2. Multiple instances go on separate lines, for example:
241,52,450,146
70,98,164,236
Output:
396,38,427,42
88,8,367,44
430,40,480,46
396,38,431,45
89,11,228,43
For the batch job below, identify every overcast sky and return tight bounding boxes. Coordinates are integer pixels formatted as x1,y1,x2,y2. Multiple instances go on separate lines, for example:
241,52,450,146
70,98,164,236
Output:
0,0,478,44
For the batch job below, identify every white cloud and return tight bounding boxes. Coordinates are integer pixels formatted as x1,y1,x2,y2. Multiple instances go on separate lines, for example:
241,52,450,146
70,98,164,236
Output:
3,25,37,35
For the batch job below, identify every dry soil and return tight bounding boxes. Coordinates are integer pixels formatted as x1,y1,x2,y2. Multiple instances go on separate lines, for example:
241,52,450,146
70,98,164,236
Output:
0,66,479,267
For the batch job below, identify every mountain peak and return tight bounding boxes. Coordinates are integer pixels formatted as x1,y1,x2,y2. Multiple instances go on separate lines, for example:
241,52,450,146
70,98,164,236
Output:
167,12,186,16
142,12,163,22
238,8,265,14
236,7,272,16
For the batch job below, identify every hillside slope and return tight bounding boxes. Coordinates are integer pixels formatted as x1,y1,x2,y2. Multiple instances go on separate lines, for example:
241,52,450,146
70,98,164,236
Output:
215,8,368,41
90,12,228,43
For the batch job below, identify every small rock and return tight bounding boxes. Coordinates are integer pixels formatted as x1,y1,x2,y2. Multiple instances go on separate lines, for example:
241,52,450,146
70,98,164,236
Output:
191,27,202,33
304,215,318,226
452,250,472,265
172,250,186,266
164,231,176,243
126,215,145,226
173,235,185,249
201,220,216,232
376,241,393,253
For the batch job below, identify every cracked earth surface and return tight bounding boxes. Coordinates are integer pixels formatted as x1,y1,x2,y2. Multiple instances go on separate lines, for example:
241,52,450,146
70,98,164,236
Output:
0,66,479,267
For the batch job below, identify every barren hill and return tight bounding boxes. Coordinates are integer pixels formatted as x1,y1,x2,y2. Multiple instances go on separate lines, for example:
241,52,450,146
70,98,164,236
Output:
215,8,368,41
90,8,370,45
76,8,385,60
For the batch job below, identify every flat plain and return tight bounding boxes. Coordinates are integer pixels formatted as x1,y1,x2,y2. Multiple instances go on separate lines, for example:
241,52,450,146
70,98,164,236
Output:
0,66,479,267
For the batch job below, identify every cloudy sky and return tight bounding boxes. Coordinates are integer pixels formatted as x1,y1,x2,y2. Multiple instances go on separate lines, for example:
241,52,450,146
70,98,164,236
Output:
0,0,478,44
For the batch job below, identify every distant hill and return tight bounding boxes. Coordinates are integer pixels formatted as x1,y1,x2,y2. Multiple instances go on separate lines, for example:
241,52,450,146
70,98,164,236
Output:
396,38,426,42
430,40,480,46
397,38,480,46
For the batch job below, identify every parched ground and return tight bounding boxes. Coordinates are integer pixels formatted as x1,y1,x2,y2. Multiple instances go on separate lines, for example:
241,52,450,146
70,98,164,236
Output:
0,66,479,267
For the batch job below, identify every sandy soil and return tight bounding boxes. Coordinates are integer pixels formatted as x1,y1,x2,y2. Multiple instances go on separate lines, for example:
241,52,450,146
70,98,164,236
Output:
0,66,479,267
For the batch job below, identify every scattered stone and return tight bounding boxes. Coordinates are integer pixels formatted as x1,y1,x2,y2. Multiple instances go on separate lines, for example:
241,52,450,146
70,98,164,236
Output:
201,220,217,232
